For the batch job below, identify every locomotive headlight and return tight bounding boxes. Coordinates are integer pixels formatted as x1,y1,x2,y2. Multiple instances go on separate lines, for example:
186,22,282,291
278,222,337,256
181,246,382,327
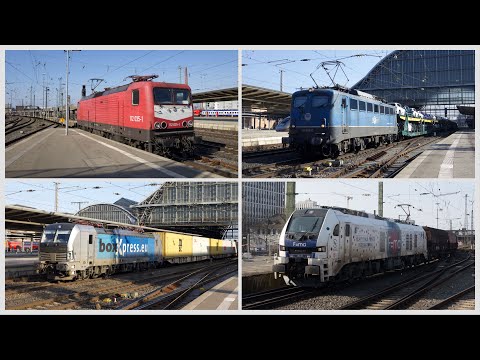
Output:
279,245,286,251
154,122,161,129
291,125,296,128
188,120,193,127
316,246,326,252
67,251,73,260
161,122,168,129
182,121,187,127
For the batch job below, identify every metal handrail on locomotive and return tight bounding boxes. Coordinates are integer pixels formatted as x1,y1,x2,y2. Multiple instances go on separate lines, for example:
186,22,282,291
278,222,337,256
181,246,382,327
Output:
38,223,237,281
272,207,457,287
76,75,199,156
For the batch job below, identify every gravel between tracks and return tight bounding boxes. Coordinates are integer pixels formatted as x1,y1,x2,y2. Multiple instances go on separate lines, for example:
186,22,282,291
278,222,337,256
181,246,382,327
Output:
408,266,475,310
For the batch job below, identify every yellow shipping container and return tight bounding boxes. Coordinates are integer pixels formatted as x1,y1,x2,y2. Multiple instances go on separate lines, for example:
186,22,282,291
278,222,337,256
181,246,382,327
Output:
161,232,193,258
209,238,223,256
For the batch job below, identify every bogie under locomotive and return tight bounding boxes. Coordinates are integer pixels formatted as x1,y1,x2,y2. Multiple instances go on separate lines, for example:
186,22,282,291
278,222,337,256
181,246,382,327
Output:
76,75,199,157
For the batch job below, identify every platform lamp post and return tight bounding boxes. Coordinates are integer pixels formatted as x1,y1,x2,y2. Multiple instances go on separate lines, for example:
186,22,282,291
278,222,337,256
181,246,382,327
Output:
65,50,81,136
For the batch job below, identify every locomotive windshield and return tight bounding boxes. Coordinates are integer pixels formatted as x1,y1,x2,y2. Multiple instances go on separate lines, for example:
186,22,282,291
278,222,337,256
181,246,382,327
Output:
293,96,307,108
153,88,191,105
41,229,71,243
311,95,329,108
41,223,74,243
286,216,324,233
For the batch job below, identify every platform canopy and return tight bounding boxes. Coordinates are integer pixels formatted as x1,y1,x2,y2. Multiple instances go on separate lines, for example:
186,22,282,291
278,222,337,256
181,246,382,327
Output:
242,84,291,116
192,87,238,103
4,204,190,234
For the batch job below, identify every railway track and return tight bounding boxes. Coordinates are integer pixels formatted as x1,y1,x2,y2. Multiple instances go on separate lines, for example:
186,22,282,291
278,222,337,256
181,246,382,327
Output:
427,285,475,310
119,261,237,310
339,255,473,310
6,260,233,310
242,136,446,178
5,116,59,147
242,286,314,310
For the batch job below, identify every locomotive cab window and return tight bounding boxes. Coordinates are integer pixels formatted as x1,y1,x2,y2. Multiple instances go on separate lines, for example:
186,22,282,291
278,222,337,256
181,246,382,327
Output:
174,89,191,105
293,96,307,108
333,224,339,236
89,235,93,245
132,89,140,106
367,103,373,112
312,95,329,108
374,104,379,113
153,88,172,104
350,99,358,110
380,105,384,114
359,101,366,111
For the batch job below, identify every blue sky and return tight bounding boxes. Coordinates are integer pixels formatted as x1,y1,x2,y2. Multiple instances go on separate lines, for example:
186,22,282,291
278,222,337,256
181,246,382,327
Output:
5,180,166,214
6,180,475,231
295,180,475,230
242,50,391,93
5,50,237,107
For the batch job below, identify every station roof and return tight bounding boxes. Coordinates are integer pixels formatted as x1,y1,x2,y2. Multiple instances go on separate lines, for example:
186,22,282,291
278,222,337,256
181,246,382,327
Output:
5,205,193,235
192,87,238,103
242,84,291,115
457,105,475,116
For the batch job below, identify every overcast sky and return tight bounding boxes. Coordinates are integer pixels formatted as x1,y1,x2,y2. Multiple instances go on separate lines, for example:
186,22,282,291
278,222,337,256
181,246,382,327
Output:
293,180,475,231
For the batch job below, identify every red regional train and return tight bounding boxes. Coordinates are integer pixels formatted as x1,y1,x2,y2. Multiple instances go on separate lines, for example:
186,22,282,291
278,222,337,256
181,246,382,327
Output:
77,75,197,156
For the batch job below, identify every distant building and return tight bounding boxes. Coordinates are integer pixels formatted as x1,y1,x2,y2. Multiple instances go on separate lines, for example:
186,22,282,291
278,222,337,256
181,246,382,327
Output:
76,198,138,224
132,182,238,238
296,198,319,210
243,182,285,227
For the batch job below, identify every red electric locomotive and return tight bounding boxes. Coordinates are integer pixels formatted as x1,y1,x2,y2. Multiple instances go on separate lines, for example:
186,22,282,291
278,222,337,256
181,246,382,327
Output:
77,75,197,156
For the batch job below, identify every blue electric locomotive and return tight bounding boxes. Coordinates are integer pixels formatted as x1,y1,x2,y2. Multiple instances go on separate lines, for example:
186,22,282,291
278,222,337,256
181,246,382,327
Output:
286,86,398,157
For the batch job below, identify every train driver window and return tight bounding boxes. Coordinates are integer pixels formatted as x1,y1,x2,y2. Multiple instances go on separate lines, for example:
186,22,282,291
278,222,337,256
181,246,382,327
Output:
374,104,379,113
359,101,366,111
345,224,350,236
89,235,93,245
333,224,339,236
312,95,329,108
367,103,373,112
132,89,140,106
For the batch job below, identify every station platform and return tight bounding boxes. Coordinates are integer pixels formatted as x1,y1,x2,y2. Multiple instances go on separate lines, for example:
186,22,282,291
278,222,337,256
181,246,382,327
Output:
242,255,284,295
242,129,286,147
182,276,238,310
194,117,238,131
242,255,275,276
5,128,215,178
396,129,474,178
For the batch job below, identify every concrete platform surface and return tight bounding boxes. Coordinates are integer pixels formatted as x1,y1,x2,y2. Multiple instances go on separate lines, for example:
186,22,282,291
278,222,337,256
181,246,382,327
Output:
182,276,238,310
396,129,474,178
242,255,275,276
6,128,215,178
195,117,238,131
242,129,286,147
